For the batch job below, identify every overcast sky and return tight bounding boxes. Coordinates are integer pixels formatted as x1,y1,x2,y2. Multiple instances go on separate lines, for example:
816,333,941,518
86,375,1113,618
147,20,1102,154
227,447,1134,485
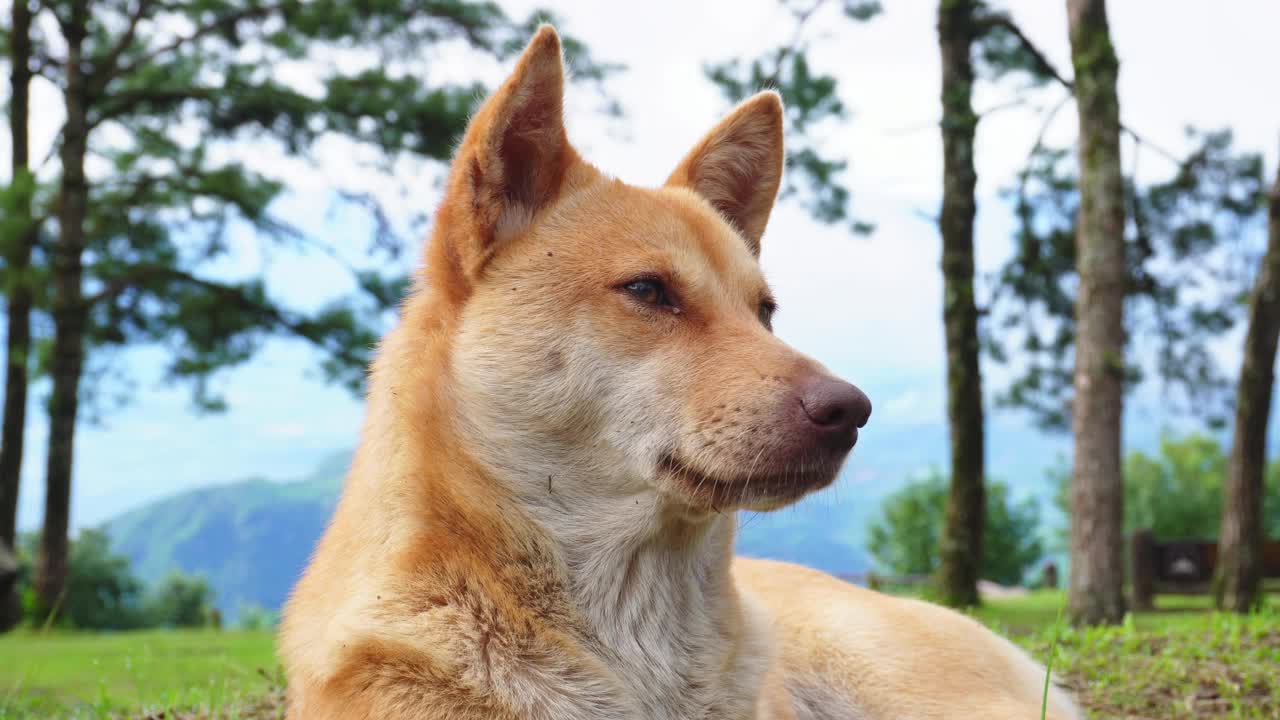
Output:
10,0,1280,530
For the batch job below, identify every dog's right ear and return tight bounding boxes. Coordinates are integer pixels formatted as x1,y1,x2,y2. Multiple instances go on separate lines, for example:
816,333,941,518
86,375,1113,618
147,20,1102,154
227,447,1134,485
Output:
433,26,571,293
665,92,784,257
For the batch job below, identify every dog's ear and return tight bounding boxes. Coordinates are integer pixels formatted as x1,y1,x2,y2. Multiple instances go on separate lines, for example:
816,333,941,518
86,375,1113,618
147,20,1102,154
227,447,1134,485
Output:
665,92,784,256
435,26,571,285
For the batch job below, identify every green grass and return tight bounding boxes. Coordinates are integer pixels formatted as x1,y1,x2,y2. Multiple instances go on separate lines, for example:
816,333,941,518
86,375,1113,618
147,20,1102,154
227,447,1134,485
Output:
0,629,280,719
2,594,1278,718
978,592,1280,719
973,590,1241,634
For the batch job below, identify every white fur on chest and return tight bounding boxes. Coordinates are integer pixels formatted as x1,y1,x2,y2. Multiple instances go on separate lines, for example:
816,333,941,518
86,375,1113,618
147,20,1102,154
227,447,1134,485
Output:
522,494,771,719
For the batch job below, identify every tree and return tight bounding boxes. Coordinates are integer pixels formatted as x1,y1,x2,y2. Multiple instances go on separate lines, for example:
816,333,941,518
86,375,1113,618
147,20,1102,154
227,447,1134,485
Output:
60,528,150,629
1124,434,1224,539
145,572,215,628
992,131,1267,430
0,540,15,628
705,0,883,233
0,0,40,632
867,472,1042,588
981,482,1045,587
1052,433,1280,545
16,528,147,630
1216,159,1280,612
868,476,944,579
708,0,987,606
982,16,1266,622
934,0,986,608
708,2,1075,608
237,602,279,630
35,0,93,623
10,528,231,629
8,1,616,617
1063,0,1127,626
1267,462,1280,539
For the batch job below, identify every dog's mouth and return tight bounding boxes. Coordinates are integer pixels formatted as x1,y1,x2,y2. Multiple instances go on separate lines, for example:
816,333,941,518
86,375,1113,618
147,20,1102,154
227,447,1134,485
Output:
658,453,839,511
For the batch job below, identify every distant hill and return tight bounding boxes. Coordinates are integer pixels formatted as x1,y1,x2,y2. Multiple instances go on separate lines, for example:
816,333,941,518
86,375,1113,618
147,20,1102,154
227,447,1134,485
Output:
103,453,893,617
105,452,350,618
103,414,1083,617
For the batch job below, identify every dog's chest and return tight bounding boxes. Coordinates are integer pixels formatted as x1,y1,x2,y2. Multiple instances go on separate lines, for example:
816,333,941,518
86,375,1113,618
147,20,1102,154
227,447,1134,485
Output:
504,495,772,719
600,633,762,720
578,584,769,720
469,610,765,720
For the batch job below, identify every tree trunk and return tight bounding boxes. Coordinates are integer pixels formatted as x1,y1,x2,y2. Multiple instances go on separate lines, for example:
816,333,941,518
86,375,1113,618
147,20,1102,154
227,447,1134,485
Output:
1214,161,1280,613
0,0,35,633
1065,0,1127,626
0,0,35,552
34,2,91,619
935,0,985,609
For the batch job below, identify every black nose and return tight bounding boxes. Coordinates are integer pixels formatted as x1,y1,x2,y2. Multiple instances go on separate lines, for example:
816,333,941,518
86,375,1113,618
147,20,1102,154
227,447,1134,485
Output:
798,375,872,446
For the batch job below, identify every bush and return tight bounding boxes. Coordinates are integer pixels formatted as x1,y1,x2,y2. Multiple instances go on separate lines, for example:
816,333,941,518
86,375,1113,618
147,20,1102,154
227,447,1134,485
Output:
1051,433,1280,542
55,529,148,630
145,572,215,628
237,603,279,631
867,471,1043,586
9,530,216,630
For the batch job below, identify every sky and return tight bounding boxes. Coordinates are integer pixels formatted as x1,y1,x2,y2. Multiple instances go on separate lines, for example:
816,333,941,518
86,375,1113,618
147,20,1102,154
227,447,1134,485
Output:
9,0,1280,531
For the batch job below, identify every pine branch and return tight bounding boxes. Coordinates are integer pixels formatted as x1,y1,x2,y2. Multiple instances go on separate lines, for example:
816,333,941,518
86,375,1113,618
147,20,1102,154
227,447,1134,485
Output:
86,265,367,371
89,87,217,128
1014,94,1073,214
31,48,64,83
977,12,1074,90
762,0,831,88
102,2,290,86
980,12,1184,168
88,0,157,95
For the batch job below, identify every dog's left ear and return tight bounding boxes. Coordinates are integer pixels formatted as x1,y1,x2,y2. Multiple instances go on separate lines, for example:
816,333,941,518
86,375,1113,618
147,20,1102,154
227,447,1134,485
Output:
666,92,784,256
436,25,571,284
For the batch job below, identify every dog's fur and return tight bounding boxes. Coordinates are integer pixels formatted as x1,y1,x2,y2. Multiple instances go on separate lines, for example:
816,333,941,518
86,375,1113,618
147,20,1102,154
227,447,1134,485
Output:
280,27,1082,720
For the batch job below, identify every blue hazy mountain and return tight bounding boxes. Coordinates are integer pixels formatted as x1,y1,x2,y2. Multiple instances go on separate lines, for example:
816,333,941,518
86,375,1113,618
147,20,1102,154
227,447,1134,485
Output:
104,415,1079,616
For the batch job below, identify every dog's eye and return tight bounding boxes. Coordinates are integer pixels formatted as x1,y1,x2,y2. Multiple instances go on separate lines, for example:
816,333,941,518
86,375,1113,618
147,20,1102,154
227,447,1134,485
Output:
759,299,777,329
621,278,673,308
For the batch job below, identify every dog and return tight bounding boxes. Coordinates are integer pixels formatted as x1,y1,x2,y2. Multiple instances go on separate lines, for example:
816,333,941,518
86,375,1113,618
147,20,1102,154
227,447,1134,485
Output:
279,26,1082,720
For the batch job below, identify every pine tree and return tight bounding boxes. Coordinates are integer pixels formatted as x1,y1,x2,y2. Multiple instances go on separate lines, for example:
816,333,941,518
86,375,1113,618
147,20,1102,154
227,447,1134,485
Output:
0,0,39,632
1216,159,1280,612
1063,0,1127,625
934,0,985,608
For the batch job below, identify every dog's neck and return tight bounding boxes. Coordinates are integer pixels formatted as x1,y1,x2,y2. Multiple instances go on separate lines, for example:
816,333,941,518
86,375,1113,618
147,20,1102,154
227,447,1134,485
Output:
514,484,766,718
520,485,736,633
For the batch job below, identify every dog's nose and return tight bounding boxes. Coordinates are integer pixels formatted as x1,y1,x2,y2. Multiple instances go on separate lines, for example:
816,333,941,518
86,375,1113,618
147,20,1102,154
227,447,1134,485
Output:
798,375,872,447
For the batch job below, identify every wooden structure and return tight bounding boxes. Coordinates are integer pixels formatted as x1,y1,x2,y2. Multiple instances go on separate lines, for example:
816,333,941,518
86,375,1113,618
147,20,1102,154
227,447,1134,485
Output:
1130,529,1280,609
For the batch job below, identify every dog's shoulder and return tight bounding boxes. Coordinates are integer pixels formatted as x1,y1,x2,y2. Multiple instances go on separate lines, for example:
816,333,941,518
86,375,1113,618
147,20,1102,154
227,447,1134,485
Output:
287,615,629,720
280,516,637,720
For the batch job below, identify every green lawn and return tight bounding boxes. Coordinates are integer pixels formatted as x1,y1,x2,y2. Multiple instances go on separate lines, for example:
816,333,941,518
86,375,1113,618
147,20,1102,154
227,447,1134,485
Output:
0,629,280,719
978,592,1280,719
2,594,1278,718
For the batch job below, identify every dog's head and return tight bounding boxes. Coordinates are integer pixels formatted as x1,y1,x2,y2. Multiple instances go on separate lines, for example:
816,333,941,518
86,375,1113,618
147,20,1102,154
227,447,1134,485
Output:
420,27,870,514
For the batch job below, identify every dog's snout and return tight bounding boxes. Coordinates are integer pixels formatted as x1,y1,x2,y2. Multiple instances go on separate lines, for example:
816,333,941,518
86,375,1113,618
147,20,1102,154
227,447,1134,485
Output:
797,376,871,446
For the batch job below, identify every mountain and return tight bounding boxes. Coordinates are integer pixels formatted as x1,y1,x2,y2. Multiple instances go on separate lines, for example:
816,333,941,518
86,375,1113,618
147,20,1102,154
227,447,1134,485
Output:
106,453,349,618
103,414,1080,617
105,455,896,617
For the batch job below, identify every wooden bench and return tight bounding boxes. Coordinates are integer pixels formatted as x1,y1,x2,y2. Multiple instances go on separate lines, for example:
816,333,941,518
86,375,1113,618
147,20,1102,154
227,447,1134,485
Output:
1129,529,1280,609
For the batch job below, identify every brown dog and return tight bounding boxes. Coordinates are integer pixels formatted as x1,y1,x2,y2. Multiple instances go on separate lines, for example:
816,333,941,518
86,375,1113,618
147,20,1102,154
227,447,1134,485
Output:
279,26,1081,720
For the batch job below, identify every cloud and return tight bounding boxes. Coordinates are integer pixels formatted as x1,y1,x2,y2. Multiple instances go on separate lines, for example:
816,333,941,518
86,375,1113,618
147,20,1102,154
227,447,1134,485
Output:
881,389,941,427
263,423,309,439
